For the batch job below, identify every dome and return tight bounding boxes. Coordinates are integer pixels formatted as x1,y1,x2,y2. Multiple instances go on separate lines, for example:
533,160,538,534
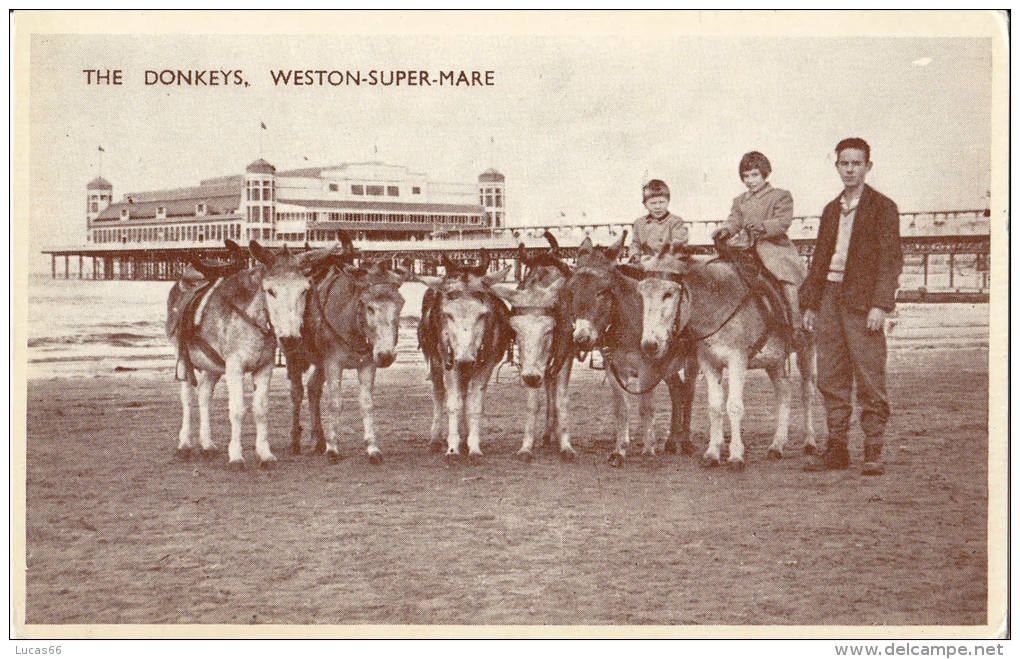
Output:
87,176,113,190
246,158,276,174
478,168,505,183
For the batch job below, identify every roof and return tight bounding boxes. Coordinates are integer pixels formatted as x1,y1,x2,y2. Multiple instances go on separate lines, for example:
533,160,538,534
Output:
246,158,276,174
278,198,486,214
87,176,113,190
94,179,243,222
478,168,505,183
309,220,486,231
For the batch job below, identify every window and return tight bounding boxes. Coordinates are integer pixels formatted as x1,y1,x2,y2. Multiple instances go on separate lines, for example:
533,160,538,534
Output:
262,228,271,239
196,203,206,216
251,187,261,201
121,208,129,219
90,202,98,213
387,186,399,196
366,185,384,196
351,185,364,195
329,183,338,192
412,186,421,195
479,193,484,204
495,191,502,208
485,194,493,207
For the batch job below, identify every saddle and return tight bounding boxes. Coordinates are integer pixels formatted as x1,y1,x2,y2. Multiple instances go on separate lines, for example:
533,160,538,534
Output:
718,244,795,353
168,258,243,385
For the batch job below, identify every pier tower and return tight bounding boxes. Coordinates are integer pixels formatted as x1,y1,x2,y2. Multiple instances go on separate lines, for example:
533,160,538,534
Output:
478,168,505,228
244,158,276,241
86,176,113,224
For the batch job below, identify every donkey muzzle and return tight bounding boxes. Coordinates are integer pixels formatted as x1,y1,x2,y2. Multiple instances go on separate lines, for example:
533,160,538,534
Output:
641,339,664,358
375,351,395,368
522,373,543,388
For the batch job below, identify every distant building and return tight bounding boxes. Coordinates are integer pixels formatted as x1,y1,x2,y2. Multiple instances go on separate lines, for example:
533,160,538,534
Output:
86,160,503,245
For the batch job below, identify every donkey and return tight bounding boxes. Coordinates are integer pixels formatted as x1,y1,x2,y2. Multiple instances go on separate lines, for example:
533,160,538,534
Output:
417,253,513,460
633,245,818,470
281,238,409,464
167,241,329,468
566,233,698,467
490,236,577,461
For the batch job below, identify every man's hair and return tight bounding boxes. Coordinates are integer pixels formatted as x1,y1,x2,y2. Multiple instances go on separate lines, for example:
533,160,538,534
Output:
642,179,670,202
739,151,772,178
835,137,871,162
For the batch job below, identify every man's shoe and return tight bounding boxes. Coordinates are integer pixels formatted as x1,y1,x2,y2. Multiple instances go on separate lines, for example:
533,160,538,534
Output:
803,442,850,471
861,444,885,476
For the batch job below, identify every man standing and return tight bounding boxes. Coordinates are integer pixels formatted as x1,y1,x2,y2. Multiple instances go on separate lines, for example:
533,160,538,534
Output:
802,138,903,475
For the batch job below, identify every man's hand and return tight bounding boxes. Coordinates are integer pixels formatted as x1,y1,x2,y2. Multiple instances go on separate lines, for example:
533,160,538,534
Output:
866,307,886,331
802,309,816,332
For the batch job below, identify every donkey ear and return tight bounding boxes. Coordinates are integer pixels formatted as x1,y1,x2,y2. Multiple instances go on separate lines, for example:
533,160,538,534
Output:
578,236,594,254
280,244,292,259
543,230,560,254
607,230,628,260
224,239,243,256
249,240,274,267
618,264,646,281
482,265,512,286
489,282,518,303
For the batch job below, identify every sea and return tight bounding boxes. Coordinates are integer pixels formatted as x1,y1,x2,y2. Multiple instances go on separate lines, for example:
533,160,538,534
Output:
24,274,430,379
24,274,989,380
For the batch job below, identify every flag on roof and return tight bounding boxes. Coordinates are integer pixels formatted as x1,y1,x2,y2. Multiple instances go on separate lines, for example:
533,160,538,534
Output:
260,122,267,130
98,145,105,152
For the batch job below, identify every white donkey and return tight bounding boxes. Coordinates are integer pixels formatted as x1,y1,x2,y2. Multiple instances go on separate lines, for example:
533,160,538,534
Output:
633,247,818,470
417,254,513,460
167,242,332,468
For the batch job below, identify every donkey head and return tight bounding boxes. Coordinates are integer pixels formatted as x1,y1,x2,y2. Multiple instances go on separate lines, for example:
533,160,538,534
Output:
631,244,694,361
493,275,566,388
249,241,320,340
430,256,511,368
351,259,408,368
567,232,626,351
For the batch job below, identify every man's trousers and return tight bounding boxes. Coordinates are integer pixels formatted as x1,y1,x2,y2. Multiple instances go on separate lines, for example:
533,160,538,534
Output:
815,283,891,446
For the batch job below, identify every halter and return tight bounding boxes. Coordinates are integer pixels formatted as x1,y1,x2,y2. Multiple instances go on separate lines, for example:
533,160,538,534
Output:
508,301,570,383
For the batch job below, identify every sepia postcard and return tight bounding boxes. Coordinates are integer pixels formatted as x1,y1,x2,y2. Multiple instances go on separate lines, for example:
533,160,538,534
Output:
10,10,1009,643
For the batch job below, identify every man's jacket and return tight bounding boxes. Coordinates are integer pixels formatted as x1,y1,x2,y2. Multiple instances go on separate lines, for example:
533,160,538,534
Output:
801,184,903,313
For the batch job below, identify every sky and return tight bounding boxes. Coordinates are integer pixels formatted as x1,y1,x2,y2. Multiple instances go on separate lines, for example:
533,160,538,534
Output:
28,31,992,267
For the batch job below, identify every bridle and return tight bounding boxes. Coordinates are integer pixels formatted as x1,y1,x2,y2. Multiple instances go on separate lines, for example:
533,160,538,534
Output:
508,302,570,383
308,267,373,358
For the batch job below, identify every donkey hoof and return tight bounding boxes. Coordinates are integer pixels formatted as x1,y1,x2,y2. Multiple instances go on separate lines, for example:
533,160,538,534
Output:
443,450,460,463
200,447,219,461
175,447,192,461
700,455,721,469
367,452,384,466
312,441,327,455
429,441,445,454
767,448,783,461
804,444,817,456
680,440,696,457
517,450,534,463
607,453,624,468
541,432,553,448
326,451,343,464
560,447,577,462
259,457,277,470
467,452,484,465
728,459,746,472
228,459,246,471
664,439,678,454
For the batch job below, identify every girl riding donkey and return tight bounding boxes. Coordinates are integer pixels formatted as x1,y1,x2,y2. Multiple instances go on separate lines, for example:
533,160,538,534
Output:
712,151,807,343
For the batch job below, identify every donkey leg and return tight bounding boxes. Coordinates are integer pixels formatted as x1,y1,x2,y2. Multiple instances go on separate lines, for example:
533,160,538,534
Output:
555,360,576,460
307,365,326,454
197,370,221,455
666,363,697,456
607,373,631,467
323,362,345,463
287,362,305,455
638,390,657,456
542,377,556,448
464,377,487,459
443,370,463,458
724,357,748,470
177,380,195,457
701,361,726,468
357,364,383,464
766,364,792,460
252,364,276,466
518,385,541,460
799,345,819,454
428,367,446,452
